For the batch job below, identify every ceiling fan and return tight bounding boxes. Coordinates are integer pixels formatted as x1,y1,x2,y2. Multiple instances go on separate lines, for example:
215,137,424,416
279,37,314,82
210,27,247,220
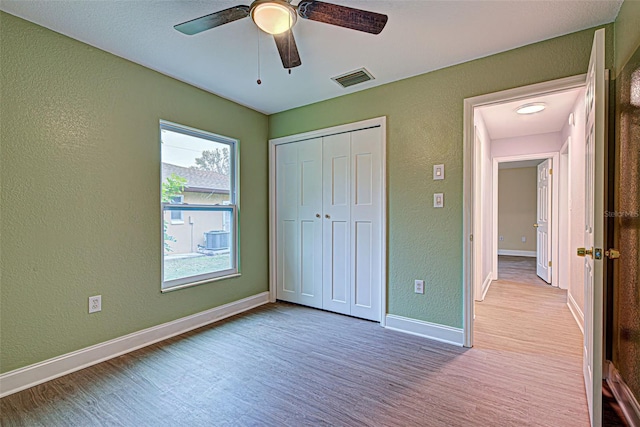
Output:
174,0,388,69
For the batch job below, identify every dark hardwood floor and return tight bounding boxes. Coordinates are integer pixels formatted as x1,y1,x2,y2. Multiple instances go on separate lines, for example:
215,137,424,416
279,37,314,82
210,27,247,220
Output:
1,257,602,426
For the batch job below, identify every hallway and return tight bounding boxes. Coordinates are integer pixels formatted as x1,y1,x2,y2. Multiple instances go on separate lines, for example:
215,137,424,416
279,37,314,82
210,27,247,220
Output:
474,255,589,425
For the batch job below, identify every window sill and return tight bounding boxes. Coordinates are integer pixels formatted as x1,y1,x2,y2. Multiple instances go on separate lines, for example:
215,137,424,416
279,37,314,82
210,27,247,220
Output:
161,273,241,293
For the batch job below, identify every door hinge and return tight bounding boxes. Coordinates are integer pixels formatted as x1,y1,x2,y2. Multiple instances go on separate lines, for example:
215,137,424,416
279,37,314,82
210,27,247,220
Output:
549,168,553,175
470,234,473,242
548,261,552,267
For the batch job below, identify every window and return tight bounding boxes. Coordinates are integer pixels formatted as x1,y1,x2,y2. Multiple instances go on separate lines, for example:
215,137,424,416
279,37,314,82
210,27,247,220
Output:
170,195,184,223
160,120,239,292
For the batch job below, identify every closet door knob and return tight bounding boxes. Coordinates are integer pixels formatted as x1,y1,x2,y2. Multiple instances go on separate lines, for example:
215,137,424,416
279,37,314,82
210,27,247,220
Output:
325,214,331,219
316,214,321,218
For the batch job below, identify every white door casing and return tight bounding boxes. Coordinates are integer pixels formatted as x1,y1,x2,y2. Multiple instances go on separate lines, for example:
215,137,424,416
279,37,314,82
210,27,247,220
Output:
582,28,605,427
536,159,552,283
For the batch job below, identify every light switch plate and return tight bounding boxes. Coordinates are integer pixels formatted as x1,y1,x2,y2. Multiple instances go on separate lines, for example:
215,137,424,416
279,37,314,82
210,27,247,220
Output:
433,164,445,180
434,193,444,208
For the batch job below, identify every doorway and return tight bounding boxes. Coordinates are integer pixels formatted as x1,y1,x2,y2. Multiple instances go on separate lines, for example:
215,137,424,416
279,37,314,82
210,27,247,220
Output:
464,30,607,427
463,74,587,346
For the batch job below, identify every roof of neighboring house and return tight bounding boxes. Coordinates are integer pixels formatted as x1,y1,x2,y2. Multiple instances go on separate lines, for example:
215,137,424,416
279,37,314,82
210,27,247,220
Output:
162,163,229,194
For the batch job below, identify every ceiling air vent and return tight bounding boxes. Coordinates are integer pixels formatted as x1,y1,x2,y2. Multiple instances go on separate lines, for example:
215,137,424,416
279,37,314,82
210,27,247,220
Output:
332,68,374,88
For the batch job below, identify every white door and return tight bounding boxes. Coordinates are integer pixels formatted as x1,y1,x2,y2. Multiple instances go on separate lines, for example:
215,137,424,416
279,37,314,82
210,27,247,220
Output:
350,127,382,321
322,133,352,315
536,159,552,283
275,138,323,308
582,28,605,427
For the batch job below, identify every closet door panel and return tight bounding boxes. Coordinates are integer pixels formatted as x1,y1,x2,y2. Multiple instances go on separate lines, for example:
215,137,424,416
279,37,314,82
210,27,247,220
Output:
276,143,299,303
350,127,382,321
323,133,351,314
297,139,323,308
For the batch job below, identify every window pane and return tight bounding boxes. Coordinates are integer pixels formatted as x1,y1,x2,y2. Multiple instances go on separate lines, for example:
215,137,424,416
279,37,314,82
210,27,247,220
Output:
163,209,234,285
161,128,233,205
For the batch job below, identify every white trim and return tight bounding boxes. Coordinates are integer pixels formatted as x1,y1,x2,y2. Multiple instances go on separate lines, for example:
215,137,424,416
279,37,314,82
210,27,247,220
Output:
463,74,586,347
0,292,270,398
607,363,640,427
567,291,585,334
480,273,493,301
268,116,388,325
385,315,464,347
497,249,537,257
269,117,385,145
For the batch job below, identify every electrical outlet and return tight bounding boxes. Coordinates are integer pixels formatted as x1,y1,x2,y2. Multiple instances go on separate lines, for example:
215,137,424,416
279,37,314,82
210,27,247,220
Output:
499,235,504,241
414,280,425,294
521,236,526,243
89,295,102,314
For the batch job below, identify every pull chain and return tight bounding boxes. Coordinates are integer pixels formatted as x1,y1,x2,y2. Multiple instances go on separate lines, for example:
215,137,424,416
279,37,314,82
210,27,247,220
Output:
287,12,291,75
256,26,262,85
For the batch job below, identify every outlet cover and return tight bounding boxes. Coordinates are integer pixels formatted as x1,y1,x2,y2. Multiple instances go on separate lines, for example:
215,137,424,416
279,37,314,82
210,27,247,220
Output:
414,280,425,294
89,295,102,313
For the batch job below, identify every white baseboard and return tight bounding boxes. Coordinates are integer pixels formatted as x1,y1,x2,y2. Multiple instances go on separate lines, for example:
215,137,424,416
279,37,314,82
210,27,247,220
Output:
497,249,536,257
607,362,640,427
567,292,584,334
481,273,493,301
0,291,270,398
385,314,464,347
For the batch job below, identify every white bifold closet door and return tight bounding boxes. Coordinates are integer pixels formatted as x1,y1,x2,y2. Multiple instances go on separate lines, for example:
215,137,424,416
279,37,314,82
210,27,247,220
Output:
275,138,323,309
275,126,382,321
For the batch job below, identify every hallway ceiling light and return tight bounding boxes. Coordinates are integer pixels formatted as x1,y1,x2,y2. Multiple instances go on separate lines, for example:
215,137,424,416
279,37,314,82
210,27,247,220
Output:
516,103,547,114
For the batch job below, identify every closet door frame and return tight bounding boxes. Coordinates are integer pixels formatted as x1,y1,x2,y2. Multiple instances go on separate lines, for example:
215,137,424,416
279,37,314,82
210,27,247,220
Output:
269,116,387,326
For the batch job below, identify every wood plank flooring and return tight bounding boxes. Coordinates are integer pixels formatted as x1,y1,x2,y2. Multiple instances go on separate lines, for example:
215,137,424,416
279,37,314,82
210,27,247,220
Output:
1,257,589,426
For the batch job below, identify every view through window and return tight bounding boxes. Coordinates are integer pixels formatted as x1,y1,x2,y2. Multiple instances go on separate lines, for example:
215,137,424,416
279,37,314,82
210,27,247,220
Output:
160,121,238,291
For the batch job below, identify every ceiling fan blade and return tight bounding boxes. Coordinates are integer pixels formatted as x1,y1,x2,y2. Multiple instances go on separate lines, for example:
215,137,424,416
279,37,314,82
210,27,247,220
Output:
174,5,250,35
273,30,302,69
297,1,387,35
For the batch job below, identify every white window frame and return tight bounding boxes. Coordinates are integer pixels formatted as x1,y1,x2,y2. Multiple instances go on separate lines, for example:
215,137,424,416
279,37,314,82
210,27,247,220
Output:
160,120,240,292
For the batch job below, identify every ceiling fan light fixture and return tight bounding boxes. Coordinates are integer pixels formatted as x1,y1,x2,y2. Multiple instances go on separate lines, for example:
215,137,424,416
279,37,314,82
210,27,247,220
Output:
516,102,546,115
251,0,297,35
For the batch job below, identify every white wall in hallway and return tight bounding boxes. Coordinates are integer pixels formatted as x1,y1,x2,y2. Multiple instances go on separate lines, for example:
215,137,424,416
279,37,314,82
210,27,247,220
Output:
474,110,494,300
561,88,587,324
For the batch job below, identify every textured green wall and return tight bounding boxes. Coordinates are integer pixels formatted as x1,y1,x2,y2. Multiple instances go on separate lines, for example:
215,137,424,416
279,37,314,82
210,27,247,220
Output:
269,25,614,328
614,0,640,77
0,12,269,373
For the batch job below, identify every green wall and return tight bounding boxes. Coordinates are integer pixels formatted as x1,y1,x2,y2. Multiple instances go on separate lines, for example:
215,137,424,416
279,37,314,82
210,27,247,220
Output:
0,12,269,373
614,0,640,77
269,25,614,328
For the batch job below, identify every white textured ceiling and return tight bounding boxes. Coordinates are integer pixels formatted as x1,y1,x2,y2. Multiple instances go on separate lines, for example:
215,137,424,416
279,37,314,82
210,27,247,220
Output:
478,87,584,140
0,0,622,114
